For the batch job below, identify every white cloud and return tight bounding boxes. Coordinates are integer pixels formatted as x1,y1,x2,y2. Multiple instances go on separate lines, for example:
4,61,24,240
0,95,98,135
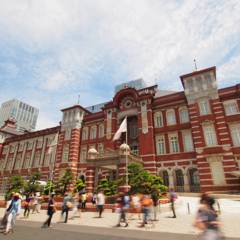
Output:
0,0,240,128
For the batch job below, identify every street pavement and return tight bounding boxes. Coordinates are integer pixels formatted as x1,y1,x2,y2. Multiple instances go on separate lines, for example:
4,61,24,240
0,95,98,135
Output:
0,196,240,239
0,221,238,240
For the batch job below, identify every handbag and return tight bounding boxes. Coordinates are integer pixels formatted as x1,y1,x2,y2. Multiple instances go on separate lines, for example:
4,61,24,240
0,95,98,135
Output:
66,201,73,209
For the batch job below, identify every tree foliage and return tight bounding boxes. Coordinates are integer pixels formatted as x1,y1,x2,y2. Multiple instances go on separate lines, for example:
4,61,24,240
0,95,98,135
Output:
74,178,85,193
5,175,25,200
97,178,119,196
126,163,167,194
43,180,55,195
24,172,42,193
56,169,73,195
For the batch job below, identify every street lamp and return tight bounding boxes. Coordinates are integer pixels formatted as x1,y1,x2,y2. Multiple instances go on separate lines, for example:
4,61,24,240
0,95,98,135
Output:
120,143,130,187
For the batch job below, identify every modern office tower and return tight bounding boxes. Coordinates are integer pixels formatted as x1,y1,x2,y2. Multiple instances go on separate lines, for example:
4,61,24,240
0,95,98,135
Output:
0,99,39,132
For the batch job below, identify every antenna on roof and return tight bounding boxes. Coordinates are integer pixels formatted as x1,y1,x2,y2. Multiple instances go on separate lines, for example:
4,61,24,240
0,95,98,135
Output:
194,59,198,71
77,95,80,104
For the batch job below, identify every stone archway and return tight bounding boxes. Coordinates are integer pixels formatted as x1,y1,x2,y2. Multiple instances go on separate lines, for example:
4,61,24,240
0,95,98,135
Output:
174,169,184,192
188,168,200,192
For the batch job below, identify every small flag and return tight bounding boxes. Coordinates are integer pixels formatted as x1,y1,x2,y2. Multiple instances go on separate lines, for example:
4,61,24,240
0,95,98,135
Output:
113,117,127,141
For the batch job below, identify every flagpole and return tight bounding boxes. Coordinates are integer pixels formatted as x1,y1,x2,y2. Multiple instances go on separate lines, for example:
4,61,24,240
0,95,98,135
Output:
125,116,128,186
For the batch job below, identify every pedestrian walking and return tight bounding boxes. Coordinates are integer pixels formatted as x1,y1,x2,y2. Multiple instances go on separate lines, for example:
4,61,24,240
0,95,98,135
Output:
3,193,21,234
42,194,56,228
151,190,159,221
96,190,105,218
81,192,87,209
129,193,141,220
139,194,153,228
32,193,40,214
23,194,31,218
91,192,97,205
115,193,129,227
194,193,224,240
169,188,177,218
61,192,72,223
70,193,81,220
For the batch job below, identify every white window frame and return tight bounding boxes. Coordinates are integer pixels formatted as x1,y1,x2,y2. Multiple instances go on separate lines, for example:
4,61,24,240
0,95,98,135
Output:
203,124,217,146
80,146,87,163
82,127,88,141
169,133,179,153
98,124,104,138
224,100,239,116
90,126,97,139
154,112,163,128
199,99,211,115
98,143,104,155
155,135,165,155
230,123,240,146
62,144,69,162
179,107,189,123
166,109,176,126
182,130,194,152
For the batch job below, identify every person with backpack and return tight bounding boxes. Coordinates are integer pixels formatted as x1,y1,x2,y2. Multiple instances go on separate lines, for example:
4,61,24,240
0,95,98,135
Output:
139,194,153,227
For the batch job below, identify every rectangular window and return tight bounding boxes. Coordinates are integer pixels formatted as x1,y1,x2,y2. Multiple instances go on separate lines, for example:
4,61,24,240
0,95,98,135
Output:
156,135,165,155
23,153,31,168
33,151,41,167
90,126,97,139
179,108,189,123
207,157,225,185
169,134,179,153
82,128,88,140
98,124,104,138
65,129,71,140
166,110,176,125
230,124,240,146
203,125,217,146
224,101,239,116
80,147,87,163
154,112,163,128
182,131,194,152
98,143,104,155
199,100,210,115
62,144,69,162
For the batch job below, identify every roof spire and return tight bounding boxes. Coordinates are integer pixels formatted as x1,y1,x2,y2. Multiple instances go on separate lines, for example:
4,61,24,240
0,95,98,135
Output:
77,95,80,104
194,59,198,71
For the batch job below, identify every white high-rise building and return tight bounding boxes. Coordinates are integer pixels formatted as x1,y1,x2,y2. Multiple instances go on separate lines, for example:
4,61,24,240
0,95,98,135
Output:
0,99,39,132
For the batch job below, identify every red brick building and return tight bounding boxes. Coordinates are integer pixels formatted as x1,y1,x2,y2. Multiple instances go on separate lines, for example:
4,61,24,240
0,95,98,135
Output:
0,66,240,193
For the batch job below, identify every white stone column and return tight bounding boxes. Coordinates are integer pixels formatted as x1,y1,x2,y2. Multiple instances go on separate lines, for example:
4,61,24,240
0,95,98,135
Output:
184,172,190,192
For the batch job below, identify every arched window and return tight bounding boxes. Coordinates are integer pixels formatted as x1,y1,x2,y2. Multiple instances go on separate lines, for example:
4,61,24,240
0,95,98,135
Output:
175,169,184,192
166,109,176,125
162,170,169,186
154,112,163,128
179,108,189,123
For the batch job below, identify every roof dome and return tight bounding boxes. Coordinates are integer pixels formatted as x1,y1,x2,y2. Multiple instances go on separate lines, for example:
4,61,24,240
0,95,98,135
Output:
120,143,130,151
88,148,98,154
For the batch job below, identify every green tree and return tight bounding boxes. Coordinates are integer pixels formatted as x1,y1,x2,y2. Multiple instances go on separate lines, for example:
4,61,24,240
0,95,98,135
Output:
5,175,25,200
56,169,73,195
126,163,167,194
74,178,85,193
97,178,119,196
24,172,43,193
43,180,55,195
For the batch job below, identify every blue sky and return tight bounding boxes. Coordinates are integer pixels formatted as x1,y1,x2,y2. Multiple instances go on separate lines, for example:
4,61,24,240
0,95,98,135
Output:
0,0,240,129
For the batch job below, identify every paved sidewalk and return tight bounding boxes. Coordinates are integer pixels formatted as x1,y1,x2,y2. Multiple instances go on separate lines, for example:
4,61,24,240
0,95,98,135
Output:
0,197,239,238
